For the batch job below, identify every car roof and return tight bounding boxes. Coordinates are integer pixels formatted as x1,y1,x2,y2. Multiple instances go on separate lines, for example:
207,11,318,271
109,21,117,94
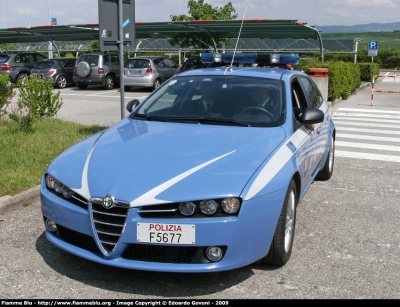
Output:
44,58,75,61
176,66,300,80
127,56,165,60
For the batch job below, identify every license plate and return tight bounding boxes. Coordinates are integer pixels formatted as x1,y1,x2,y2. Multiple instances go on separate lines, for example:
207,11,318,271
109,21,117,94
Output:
129,69,141,75
137,223,195,244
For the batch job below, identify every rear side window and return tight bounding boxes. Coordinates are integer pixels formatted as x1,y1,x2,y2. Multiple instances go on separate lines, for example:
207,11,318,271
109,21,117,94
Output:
35,54,46,62
125,59,150,69
35,61,54,69
163,58,177,68
0,55,9,63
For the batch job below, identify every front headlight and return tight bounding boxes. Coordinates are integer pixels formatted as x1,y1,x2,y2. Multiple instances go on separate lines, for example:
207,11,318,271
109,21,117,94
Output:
45,174,74,198
45,175,56,189
221,197,241,214
199,200,219,215
179,201,197,216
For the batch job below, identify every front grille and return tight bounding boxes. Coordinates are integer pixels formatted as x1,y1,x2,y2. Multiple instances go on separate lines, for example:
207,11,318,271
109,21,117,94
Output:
57,224,100,253
122,244,204,263
91,203,128,254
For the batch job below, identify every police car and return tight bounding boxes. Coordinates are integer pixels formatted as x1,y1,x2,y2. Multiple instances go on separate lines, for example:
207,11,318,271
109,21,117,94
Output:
41,53,335,272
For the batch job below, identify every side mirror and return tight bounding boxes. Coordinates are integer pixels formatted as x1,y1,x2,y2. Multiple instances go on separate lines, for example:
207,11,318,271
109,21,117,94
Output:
126,99,140,113
300,108,324,125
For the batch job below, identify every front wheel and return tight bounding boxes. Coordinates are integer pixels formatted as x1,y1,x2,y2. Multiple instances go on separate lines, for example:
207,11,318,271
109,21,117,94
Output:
316,136,335,180
262,179,297,266
104,75,114,90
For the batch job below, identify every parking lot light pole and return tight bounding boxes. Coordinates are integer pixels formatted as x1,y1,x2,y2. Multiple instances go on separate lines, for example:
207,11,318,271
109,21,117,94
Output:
354,38,363,64
118,0,125,119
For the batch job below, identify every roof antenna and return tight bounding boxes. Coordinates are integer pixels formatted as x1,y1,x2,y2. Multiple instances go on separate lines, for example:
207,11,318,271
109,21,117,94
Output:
230,4,248,71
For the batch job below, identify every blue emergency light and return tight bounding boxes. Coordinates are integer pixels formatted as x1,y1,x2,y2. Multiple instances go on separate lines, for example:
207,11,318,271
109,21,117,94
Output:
200,53,256,64
257,53,299,65
200,52,299,66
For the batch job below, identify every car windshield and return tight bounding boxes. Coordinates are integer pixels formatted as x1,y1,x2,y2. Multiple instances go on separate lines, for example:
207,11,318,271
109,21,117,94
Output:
131,75,286,127
34,61,54,69
125,59,150,69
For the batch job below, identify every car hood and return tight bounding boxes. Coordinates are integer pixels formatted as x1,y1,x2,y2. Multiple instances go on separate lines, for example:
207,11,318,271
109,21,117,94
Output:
47,118,287,207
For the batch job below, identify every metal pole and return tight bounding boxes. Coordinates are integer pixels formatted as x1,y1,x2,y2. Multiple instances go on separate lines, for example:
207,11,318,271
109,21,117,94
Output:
118,0,125,119
47,0,53,58
3,0,5,28
354,40,358,64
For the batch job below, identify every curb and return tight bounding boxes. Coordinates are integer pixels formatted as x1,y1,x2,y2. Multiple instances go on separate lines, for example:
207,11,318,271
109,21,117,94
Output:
0,185,41,215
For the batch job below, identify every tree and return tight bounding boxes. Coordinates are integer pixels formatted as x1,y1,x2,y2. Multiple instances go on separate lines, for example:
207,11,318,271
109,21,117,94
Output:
169,0,237,52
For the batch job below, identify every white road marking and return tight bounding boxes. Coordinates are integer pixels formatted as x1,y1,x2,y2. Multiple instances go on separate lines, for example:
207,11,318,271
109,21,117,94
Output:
333,120,400,129
331,107,400,163
335,127,400,135
333,116,400,123
336,141,400,152
336,108,400,114
337,133,400,143
334,113,400,119
335,150,400,163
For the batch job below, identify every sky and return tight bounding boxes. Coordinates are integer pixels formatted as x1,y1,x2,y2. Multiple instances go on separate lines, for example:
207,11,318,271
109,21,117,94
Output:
2,0,399,29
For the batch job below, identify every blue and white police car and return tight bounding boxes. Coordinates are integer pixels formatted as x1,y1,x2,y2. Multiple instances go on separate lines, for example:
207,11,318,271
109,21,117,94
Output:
41,53,335,272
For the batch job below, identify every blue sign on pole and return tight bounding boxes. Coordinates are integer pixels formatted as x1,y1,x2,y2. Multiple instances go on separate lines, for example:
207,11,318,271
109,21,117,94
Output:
368,40,378,59
368,40,378,50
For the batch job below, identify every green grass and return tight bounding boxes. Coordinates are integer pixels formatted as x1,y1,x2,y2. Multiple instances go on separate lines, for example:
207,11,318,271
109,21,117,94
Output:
0,118,107,197
321,32,400,51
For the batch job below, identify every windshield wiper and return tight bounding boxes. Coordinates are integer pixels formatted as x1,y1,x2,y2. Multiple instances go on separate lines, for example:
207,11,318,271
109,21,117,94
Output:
132,113,167,122
169,116,248,127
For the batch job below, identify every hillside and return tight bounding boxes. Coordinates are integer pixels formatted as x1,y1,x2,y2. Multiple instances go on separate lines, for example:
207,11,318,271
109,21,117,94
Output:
320,31,400,51
316,22,400,33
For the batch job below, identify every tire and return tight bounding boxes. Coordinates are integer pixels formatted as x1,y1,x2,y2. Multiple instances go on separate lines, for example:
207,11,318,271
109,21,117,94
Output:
17,72,27,82
152,78,161,90
55,75,67,89
104,75,114,90
316,136,335,180
124,86,131,92
262,179,297,266
78,84,88,90
76,61,90,77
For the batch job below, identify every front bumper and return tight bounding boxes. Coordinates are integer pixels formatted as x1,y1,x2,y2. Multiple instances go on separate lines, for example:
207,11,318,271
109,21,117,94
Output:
40,179,285,272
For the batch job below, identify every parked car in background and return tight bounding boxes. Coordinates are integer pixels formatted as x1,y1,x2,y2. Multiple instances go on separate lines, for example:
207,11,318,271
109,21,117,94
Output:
0,51,47,83
174,55,225,76
30,58,76,89
73,52,127,90
123,56,179,91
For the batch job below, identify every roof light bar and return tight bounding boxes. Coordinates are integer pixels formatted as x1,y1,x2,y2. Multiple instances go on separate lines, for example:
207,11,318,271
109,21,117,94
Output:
200,53,256,64
200,53,299,65
256,53,300,65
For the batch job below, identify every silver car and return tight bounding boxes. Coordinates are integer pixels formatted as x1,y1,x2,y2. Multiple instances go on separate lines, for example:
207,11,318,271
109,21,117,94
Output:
123,56,179,91
73,52,126,90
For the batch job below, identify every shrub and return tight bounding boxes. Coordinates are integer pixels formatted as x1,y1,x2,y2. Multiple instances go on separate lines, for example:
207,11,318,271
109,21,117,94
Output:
8,75,63,132
0,74,14,122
